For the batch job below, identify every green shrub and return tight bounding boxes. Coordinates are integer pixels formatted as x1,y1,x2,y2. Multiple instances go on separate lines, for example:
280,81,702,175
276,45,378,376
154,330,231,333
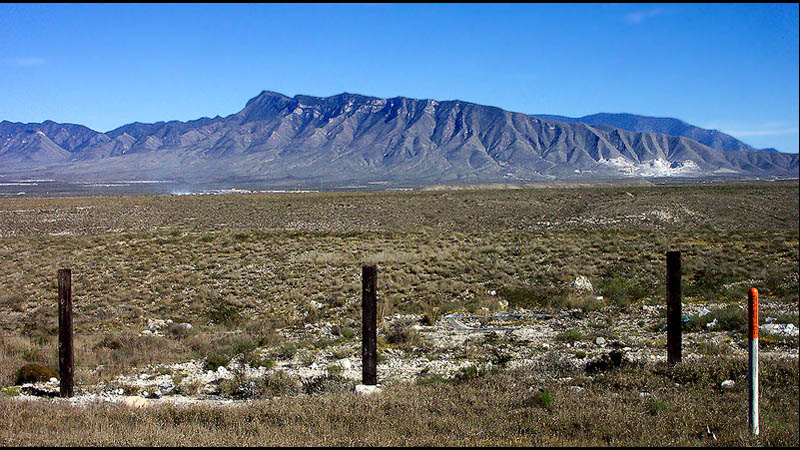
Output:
687,265,738,301
327,363,344,377
204,353,231,371
649,400,668,416
598,276,650,308
556,329,583,343
498,285,569,310
383,321,421,350
683,305,748,334
415,373,448,385
203,292,242,327
271,343,298,360
522,390,554,410
302,374,352,395
165,322,194,340
254,371,301,398
671,357,747,386
454,365,485,383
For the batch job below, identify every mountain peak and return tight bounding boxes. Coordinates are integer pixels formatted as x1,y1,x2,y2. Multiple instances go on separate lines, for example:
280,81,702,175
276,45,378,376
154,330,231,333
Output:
1,91,796,184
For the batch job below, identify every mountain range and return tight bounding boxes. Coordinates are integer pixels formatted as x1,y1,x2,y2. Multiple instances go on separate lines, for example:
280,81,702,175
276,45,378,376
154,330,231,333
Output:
1,91,797,185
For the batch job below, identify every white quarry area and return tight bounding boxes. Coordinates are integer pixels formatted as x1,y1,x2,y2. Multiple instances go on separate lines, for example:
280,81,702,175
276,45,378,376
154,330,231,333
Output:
597,157,703,177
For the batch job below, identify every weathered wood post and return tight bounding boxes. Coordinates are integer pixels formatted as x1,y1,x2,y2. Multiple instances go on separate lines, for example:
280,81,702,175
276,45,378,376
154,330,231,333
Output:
361,265,377,386
666,250,682,366
58,268,74,398
748,287,759,435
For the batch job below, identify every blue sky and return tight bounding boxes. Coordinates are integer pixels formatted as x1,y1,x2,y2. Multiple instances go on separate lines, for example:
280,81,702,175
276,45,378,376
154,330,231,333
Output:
1,3,798,153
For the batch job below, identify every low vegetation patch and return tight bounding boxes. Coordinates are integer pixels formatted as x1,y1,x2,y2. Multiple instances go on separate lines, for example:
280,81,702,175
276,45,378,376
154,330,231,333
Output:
14,363,58,385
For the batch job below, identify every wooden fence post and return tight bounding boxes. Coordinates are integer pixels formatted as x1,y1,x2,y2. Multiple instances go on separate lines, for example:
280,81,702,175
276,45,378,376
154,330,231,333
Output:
362,265,377,386
58,268,74,398
666,251,682,366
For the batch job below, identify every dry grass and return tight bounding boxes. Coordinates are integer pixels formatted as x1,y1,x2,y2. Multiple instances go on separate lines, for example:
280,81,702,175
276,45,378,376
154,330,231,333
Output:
0,181,797,445
1,357,797,446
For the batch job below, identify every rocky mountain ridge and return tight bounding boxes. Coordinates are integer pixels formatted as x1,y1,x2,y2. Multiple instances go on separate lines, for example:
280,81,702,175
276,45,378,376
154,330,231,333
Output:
1,91,797,184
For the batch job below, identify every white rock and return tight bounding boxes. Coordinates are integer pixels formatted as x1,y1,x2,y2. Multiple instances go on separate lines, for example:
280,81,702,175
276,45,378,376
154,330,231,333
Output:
706,318,718,329
48,377,58,383
512,328,538,341
698,308,711,317
122,396,148,408
148,319,166,330
354,384,382,395
721,380,735,390
572,276,594,293
337,359,352,370
594,337,606,346
489,290,497,296
760,323,799,337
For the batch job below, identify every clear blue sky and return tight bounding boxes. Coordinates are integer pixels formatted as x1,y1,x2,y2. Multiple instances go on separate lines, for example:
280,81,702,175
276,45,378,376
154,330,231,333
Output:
1,3,798,153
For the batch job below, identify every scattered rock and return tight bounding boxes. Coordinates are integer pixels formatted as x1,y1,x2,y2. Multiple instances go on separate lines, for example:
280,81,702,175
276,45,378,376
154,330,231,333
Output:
572,276,594,293
148,319,166,330
760,323,799,337
594,337,606,346
336,359,352,371
354,384,382,395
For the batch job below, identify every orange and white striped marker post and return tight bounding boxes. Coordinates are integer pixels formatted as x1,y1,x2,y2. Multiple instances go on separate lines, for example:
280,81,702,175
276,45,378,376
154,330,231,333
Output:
748,287,759,435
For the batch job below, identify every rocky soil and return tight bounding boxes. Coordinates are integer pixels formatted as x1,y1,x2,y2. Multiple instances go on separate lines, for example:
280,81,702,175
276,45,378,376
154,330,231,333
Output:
8,291,798,408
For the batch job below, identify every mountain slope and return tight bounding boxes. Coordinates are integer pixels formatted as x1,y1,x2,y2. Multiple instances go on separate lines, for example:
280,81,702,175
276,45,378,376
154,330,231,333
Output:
531,112,778,153
0,92,796,184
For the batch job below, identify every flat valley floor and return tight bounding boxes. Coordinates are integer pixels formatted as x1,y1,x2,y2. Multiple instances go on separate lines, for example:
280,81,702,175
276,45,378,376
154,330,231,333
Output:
0,181,797,445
